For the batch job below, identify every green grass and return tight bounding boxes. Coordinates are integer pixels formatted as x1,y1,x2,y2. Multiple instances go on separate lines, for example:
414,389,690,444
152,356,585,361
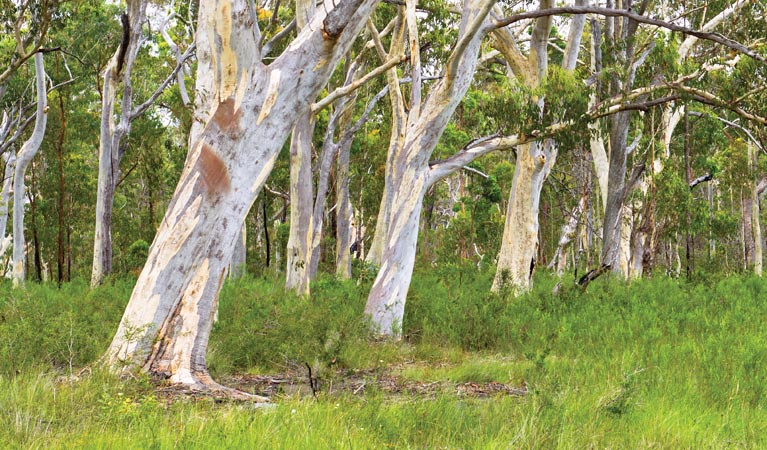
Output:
1,269,766,448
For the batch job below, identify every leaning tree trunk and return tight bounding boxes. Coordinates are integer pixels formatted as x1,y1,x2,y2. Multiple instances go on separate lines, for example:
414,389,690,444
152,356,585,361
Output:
364,0,495,335
364,161,429,334
12,53,47,286
106,0,380,391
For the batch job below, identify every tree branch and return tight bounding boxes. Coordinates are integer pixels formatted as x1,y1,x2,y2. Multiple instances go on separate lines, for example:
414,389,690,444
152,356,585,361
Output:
130,44,196,120
495,6,766,63
262,19,297,58
689,173,713,188
311,54,406,112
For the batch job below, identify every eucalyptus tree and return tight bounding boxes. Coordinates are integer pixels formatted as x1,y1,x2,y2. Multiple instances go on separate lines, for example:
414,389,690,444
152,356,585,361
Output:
11,53,47,286
91,0,194,286
628,0,751,278
284,0,319,295
361,0,557,335
284,9,399,294
490,0,588,293
107,0,381,394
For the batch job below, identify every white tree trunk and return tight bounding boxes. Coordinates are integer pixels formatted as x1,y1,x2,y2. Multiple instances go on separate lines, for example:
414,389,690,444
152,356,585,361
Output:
364,0,495,335
549,193,586,276
107,0,380,390
0,151,15,258
92,1,148,287
492,140,555,292
285,114,314,295
491,0,585,293
364,162,429,334
335,137,354,279
12,53,47,286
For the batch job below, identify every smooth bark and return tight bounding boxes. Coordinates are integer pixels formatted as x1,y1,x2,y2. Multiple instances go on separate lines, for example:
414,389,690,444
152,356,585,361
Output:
365,0,495,335
0,151,15,258
91,1,148,287
491,0,586,293
12,53,47,286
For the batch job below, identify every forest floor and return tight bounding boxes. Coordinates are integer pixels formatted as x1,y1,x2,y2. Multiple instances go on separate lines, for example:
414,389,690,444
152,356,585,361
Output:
2,271,767,448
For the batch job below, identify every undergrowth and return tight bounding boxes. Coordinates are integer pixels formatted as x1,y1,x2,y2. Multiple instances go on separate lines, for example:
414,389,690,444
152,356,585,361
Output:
1,268,766,448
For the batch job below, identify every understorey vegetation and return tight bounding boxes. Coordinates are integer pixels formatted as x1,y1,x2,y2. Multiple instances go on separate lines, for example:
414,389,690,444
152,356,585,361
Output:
2,269,766,447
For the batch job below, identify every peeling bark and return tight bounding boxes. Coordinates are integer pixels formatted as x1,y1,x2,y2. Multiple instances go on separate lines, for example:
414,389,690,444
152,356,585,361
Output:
107,0,380,391
285,113,314,295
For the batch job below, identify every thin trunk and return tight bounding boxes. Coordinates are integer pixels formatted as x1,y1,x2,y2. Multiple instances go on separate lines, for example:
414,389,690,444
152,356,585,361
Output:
684,111,692,278
92,1,148,287
263,200,270,268
549,192,586,276
335,136,354,279
0,151,15,257
748,142,761,274
12,53,47,287
56,93,67,285
28,180,41,282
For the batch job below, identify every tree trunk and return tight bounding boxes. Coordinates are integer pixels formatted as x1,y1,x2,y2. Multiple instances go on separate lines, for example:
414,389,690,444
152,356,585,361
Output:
752,144,764,276
549,192,586,276
56,93,67,284
493,140,555,292
284,0,324,295
491,0,585,293
92,1,147,287
285,114,314,295
12,53,47,287
364,0,494,335
600,111,630,275
0,151,15,258
335,129,354,279
107,0,380,390
364,162,428,334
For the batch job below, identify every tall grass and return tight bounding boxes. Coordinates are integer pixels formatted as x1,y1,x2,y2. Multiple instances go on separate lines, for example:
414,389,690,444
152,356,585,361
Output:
1,270,766,448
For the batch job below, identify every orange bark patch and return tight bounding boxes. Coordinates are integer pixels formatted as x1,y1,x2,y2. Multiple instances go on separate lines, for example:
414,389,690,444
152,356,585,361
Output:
211,97,242,136
199,144,231,195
